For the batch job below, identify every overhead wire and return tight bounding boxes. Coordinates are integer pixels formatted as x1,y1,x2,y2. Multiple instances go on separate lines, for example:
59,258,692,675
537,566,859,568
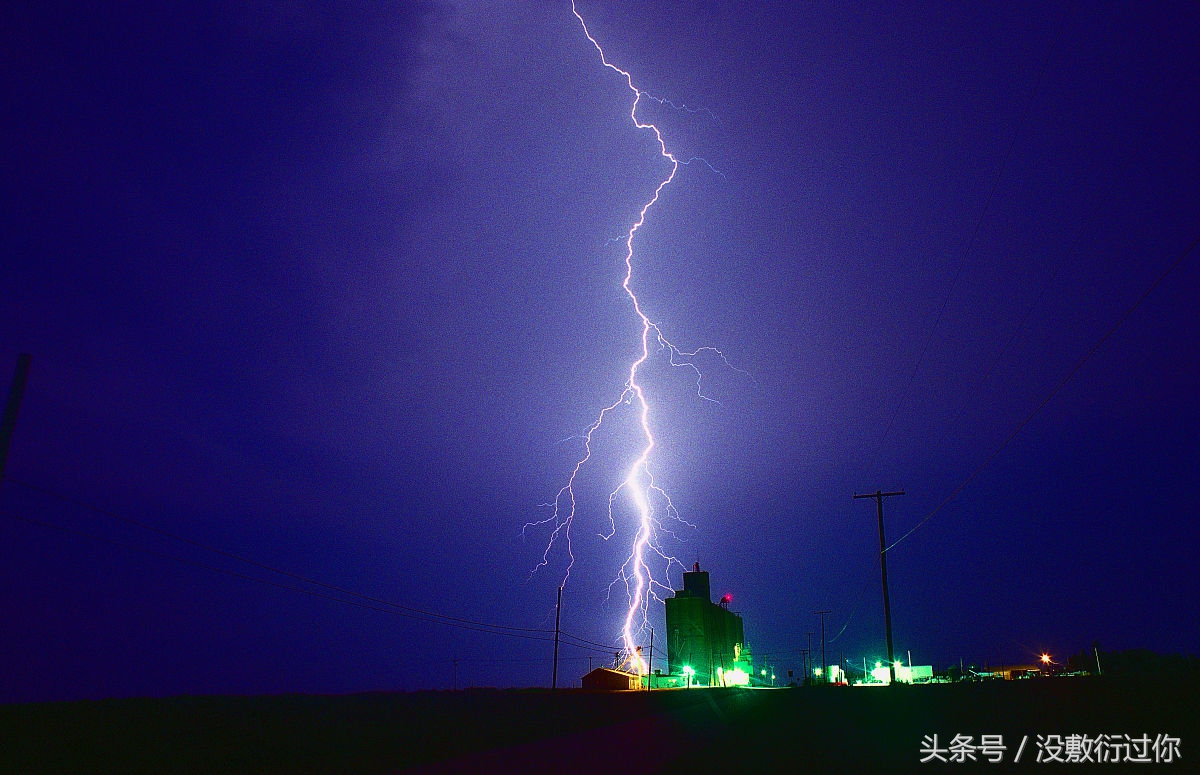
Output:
1,476,554,640
2,475,645,670
0,506,560,642
867,10,1197,556
826,567,876,645
830,0,1072,648
920,69,1194,489
867,0,1075,475
885,231,1199,553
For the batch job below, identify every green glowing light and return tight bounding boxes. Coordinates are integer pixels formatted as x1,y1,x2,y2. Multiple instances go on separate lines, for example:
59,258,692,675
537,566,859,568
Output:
722,667,750,686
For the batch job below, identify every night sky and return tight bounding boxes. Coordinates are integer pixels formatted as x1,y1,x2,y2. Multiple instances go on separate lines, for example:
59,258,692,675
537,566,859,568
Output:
3,1,1198,703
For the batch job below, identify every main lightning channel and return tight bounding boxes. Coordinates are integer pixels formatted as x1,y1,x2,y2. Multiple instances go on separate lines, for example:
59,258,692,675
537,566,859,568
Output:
525,2,736,677
574,0,678,676
528,1,739,681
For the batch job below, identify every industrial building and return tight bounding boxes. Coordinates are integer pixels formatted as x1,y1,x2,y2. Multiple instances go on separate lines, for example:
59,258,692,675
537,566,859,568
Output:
665,563,751,686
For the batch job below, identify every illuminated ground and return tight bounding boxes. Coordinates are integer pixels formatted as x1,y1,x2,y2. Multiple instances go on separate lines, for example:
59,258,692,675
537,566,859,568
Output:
3,679,1195,773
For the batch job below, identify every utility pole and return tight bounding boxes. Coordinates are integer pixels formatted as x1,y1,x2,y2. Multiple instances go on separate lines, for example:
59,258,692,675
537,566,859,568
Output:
647,628,654,691
815,610,830,684
552,586,562,690
0,354,32,483
805,632,814,685
855,490,904,685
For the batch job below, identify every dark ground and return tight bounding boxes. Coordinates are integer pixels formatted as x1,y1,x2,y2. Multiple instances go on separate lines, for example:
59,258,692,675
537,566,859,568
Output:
2,678,1196,774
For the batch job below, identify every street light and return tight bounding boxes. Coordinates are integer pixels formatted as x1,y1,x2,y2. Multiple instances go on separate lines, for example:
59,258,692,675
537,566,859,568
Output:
682,665,695,688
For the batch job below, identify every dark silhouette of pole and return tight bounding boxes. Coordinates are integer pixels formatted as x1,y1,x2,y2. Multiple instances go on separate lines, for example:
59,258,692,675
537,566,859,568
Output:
815,610,830,684
855,489,905,685
0,354,32,483
552,586,562,690
647,628,654,691
805,632,814,685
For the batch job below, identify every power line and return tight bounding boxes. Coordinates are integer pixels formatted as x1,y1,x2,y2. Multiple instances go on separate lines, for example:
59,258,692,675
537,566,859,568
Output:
0,506,555,641
886,231,1199,553
828,570,875,645
557,634,619,655
558,630,622,652
1,478,554,640
869,0,1074,473
3,477,643,662
925,73,1194,471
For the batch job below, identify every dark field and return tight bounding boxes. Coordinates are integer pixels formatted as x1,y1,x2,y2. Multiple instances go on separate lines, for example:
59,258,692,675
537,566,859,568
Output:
2,679,1195,773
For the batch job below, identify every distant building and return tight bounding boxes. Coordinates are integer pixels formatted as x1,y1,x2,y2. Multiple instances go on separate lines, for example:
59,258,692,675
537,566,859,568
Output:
581,668,640,691
983,664,1045,681
665,562,748,686
868,663,934,684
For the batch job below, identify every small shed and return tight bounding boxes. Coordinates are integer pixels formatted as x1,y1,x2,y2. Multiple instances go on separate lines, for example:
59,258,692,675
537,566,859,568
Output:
581,667,641,691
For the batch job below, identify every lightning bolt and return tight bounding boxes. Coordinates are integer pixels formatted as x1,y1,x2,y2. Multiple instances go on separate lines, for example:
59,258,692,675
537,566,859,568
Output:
524,1,744,677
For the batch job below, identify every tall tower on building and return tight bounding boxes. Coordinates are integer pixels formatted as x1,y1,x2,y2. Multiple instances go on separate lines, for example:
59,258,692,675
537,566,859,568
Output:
665,562,747,685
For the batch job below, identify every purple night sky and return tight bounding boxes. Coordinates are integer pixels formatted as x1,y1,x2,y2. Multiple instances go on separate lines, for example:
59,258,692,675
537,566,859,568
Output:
2,1,1198,702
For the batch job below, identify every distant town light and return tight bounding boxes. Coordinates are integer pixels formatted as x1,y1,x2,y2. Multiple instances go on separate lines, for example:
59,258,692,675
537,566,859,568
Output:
722,667,750,687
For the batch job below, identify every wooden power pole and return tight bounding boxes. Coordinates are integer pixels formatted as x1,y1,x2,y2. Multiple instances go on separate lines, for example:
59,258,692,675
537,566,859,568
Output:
0,354,32,483
854,489,904,684
552,586,562,690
